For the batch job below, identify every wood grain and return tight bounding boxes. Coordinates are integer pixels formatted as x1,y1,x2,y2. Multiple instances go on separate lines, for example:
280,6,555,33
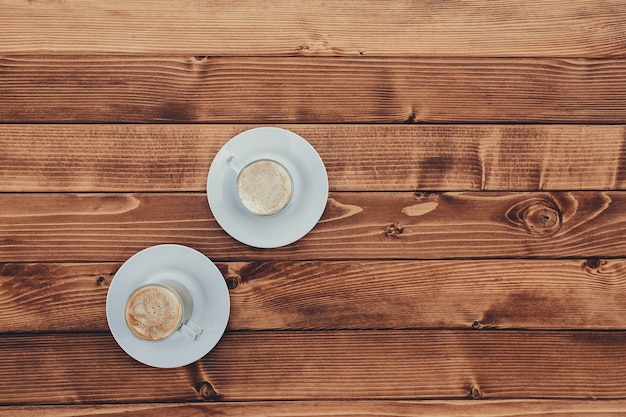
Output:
226,259,626,331
0,192,624,261
2,124,626,192
3,0,626,57
4,0,625,413
0,331,625,404
3,400,626,417
2,260,625,332
2,57,626,123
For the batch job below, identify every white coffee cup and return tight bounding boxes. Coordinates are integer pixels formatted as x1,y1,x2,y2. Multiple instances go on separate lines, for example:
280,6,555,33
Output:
124,279,203,342
227,156,293,216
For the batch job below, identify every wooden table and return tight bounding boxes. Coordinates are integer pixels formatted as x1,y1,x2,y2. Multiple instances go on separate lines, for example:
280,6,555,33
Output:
2,1,626,415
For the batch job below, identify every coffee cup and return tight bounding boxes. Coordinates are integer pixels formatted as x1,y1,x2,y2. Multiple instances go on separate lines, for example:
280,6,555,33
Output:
124,279,203,342
227,156,293,216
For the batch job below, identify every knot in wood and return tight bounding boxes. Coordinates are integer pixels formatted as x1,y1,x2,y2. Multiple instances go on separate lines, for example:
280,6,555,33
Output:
505,197,561,236
197,381,220,401
385,223,404,238
586,257,602,270
225,276,239,290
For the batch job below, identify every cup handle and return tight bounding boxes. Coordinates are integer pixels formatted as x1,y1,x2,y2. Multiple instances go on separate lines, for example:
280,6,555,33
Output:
179,319,203,341
227,155,244,174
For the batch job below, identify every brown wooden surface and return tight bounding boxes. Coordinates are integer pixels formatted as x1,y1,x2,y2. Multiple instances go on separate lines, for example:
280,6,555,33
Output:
2,0,625,415
3,400,626,417
0,192,624,261
2,124,626,192
1,259,625,333
2,56,626,123
2,0,626,57
0,331,625,404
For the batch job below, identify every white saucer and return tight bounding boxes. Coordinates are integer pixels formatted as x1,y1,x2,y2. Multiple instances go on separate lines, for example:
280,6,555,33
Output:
106,244,230,368
207,127,328,248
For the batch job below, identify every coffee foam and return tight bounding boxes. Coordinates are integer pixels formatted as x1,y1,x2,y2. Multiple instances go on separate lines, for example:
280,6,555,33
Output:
125,285,182,341
236,160,292,215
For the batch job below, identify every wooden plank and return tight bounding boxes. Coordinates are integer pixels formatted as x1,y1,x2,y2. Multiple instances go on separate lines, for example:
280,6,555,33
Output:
2,0,626,57
225,259,626,331
0,331,625,404
0,192,624,262
2,56,626,123
2,259,625,333
2,124,626,192
3,400,626,417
